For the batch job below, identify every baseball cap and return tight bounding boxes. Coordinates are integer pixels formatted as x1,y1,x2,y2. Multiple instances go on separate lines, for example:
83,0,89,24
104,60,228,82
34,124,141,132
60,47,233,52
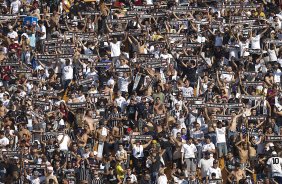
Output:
272,151,278,156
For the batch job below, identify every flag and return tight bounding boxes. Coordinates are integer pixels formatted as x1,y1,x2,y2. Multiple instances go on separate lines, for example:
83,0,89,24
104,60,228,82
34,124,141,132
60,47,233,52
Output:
195,77,201,97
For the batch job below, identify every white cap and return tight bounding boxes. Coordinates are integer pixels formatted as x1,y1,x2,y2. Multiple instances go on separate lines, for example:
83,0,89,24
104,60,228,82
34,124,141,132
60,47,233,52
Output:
272,151,278,156
269,143,275,147
93,151,98,156
22,33,28,38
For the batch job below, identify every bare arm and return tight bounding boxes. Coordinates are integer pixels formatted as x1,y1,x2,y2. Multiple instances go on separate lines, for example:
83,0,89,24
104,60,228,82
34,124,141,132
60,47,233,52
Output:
143,140,152,149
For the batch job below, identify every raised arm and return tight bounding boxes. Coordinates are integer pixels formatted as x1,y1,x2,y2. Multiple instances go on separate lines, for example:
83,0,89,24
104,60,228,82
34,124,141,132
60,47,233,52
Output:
143,139,152,149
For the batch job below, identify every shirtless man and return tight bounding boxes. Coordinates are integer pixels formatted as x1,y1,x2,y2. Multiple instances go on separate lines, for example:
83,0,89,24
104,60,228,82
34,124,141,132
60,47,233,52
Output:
153,97,166,115
83,109,98,133
0,49,7,62
68,93,80,103
77,124,90,148
0,101,7,118
3,116,13,128
235,140,249,166
18,123,32,146
228,163,246,183
96,121,109,142
229,103,261,136
248,135,261,165
112,121,124,141
205,99,222,116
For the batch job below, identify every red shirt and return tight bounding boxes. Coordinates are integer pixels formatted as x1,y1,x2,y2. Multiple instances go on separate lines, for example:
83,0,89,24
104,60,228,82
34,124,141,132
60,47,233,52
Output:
8,43,21,57
134,0,142,5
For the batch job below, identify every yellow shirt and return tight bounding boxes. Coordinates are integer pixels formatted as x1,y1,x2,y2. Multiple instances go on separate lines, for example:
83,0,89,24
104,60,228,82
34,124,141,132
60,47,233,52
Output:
255,11,266,18
152,34,163,41
116,164,124,179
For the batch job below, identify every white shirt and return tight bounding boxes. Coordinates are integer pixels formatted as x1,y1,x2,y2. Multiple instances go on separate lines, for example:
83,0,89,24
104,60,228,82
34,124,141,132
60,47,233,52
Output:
62,65,73,80
197,35,206,43
0,137,9,146
10,0,21,14
172,98,183,110
110,41,121,57
267,157,282,174
57,134,70,151
268,49,277,61
118,77,130,92
114,96,127,111
239,41,250,57
251,35,261,50
157,175,168,184
0,93,3,101
132,145,144,158
216,127,226,144
77,95,86,102
274,69,282,83
180,86,194,97
181,143,197,158
198,158,215,178
171,127,181,138
160,53,173,64
3,99,9,107
173,177,188,184
27,176,41,184
220,73,233,82
202,142,215,153
146,0,153,4
207,167,222,179
82,152,90,159
123,174,137,184
83,46,93,55
7,31,18,40
39,25,46,40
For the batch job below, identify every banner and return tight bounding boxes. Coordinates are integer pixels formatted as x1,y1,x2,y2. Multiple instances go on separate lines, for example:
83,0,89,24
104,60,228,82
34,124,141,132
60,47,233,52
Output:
215,115,232,121
115,68,131,72
131,135,152,141
153,114,166,121
33,101,50,106
242,82,264,86
247,116,266,121
67,102,87,109
241,95,262,100
265,136,282,142
42,132,58,141
89,93,110,98
78,78,93,85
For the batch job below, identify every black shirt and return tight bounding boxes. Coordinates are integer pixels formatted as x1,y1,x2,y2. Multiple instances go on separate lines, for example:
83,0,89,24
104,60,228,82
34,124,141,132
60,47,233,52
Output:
150,155,161,173
126,104,137,120
184,66,197,83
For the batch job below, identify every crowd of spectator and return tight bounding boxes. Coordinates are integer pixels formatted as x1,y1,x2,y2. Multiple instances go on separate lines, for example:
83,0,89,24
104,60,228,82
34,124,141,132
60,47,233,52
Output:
1,0,282,184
